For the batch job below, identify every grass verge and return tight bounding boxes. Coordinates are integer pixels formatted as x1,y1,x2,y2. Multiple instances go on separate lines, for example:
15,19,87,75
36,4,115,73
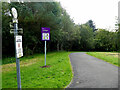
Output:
2,51,73,88
86,52,119,66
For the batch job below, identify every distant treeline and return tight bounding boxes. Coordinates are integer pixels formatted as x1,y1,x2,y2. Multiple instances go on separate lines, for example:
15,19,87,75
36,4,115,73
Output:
2,2,120,57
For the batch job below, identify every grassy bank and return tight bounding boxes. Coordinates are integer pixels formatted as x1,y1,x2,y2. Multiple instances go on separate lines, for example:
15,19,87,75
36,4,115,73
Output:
2,51,73,88
86,52,119,66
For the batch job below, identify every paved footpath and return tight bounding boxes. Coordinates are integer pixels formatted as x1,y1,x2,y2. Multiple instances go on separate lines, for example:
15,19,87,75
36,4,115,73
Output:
68,52,118,88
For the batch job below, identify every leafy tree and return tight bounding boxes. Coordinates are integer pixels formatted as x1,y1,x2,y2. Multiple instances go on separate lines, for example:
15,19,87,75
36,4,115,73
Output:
87,20,97,32
118,24,120,51
2,2,14,57
2,2,64,56
95,29,117,51
79,24,95,51
2,1,118,58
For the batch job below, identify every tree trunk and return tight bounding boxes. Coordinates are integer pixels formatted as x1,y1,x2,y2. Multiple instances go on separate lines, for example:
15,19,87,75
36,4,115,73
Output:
47,42,50,52
57,42,59,51
60,43,63,51
32,42,38,55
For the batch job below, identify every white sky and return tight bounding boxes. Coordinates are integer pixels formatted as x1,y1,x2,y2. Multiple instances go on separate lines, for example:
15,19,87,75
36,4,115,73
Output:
57,0,119,31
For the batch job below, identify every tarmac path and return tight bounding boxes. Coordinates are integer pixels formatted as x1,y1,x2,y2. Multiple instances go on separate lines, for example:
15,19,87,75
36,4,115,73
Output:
68,52,118,88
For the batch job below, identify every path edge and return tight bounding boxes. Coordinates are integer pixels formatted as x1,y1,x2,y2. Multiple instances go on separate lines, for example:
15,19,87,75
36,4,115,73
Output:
65,53,74,88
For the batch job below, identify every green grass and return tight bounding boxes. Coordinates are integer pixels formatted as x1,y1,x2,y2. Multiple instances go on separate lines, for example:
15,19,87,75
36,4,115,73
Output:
86,52,119,66
2,51,73,88
2,54,41,65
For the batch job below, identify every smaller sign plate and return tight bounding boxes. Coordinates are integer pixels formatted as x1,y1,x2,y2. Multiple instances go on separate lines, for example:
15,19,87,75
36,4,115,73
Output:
16,35,23,58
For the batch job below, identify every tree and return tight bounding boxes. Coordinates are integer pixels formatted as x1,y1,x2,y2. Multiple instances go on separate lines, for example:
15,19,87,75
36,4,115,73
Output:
87,20,97,32
2,2,65,56
118,24,120,51
95,29,117,51
79,24,95,51
2,1,118,58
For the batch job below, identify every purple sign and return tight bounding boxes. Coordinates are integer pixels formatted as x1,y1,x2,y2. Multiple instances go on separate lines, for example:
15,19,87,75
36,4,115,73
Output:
41,27,50,41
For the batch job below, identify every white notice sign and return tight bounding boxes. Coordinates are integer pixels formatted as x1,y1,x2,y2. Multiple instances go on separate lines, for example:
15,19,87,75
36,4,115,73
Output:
16,35,23,58
42,33,49,40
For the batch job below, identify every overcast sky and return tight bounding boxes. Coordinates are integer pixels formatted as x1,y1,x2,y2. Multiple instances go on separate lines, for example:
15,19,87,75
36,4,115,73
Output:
57,0,119,31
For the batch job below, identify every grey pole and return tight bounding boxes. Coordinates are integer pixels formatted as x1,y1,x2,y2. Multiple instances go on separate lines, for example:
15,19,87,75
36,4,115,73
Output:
45,41,46,66
14,22,21,90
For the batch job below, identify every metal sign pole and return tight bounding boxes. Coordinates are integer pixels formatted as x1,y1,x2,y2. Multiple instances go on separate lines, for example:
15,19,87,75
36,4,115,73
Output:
11,7,22,90
14,22,21,89
45,41,46,66
41,27,50,66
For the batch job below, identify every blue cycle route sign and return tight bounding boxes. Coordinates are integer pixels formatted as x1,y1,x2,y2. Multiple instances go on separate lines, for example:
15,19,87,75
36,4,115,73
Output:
41,27,50,41
41,27,50,66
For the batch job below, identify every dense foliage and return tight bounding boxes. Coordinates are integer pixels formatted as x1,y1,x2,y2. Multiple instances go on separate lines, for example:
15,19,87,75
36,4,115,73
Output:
2,2,119,57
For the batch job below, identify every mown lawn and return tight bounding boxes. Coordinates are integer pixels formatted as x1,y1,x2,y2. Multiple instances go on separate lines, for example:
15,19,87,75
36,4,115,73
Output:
2,51,73,88
86,52,119,66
